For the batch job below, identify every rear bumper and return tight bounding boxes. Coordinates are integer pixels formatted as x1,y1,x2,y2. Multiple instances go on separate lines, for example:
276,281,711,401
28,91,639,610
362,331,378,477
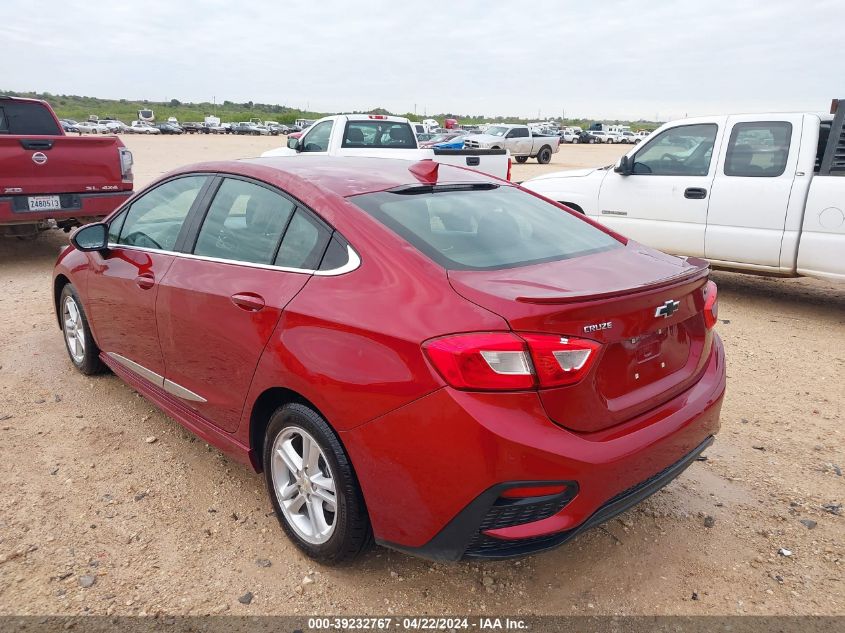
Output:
345,334,725,560
0,191,131,225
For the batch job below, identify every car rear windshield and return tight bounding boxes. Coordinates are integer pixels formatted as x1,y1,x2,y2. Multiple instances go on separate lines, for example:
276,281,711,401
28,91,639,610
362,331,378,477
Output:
349,185,621,270
341,121,417,148
0,101,62,135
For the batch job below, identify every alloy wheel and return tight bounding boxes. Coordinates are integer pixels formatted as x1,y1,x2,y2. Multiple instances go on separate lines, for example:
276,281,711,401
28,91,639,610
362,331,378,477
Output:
270,426,338,544
62,295,86,363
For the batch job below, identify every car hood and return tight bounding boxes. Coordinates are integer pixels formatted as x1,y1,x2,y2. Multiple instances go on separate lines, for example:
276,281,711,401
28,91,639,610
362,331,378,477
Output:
526,167,603,181
261,147,298,157
464,134,503,144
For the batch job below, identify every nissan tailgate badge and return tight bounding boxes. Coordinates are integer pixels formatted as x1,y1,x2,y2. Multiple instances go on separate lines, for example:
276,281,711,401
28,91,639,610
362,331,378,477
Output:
655,300,680,318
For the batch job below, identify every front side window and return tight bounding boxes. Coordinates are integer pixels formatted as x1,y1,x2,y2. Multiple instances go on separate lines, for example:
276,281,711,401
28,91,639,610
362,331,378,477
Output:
193,178,295,264
117,176,206,251
633,124,717,176
724,121,792,177
350,185,620,271
300,121,333,152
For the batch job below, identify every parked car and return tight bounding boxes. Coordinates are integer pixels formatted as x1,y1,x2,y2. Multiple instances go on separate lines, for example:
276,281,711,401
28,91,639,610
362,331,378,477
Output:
130,121,161,134
634,130,651,143
522,103,845,281
76,120,110,134
559,129,579,144
233,122,267,135
267,123,289,135
618,131,637,144
262,114,510,180
0,95,133,238
54,156,725,562
98,120,128,133
583,130,610,144
182,122,210,134
463,123,560,164
155,122,183,135
59,119,80,133
416,133,436,143
431,134,468,150
286,124,302,133
418,132,464,149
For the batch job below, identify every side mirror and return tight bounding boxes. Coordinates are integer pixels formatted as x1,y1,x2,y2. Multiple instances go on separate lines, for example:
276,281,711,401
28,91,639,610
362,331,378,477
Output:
71,222,108,252
287,137,301,151
614,155,633,175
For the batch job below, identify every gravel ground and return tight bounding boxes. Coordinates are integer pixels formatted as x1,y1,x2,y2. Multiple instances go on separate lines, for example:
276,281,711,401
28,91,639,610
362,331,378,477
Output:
0,136,842,616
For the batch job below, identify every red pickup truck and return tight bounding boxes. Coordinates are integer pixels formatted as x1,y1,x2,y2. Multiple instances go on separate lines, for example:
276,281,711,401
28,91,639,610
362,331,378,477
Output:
0,96,133,238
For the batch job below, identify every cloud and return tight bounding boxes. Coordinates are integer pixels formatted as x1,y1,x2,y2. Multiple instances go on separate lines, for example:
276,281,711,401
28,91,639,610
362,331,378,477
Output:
0,0,838,120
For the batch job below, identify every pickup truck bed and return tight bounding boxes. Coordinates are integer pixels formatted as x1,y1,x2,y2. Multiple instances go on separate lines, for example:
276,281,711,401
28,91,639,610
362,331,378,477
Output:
0,96,133,238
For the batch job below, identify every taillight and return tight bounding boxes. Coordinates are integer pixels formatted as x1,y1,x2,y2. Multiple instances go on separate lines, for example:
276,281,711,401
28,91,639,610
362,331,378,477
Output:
118,147,133,183
703,280,718,329
506,156,512,181
520,333,601,388
422,332,600,391
423,333,533,390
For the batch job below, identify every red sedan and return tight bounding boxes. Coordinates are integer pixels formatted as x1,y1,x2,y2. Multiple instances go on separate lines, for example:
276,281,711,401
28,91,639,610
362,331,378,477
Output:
54,156,724,563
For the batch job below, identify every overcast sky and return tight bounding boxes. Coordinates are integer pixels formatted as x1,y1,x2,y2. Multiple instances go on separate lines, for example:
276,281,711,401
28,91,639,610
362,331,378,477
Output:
1,0,839,120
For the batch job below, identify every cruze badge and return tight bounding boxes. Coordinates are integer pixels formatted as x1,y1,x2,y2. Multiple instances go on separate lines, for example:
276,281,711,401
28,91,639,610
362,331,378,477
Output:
655,300,680,318
583,321,613,333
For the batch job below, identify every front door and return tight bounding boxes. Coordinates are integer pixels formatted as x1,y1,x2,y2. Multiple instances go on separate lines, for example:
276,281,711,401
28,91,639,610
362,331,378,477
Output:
86,175,209,380
596,121,721,257
156,177,331,431
705,116,802,266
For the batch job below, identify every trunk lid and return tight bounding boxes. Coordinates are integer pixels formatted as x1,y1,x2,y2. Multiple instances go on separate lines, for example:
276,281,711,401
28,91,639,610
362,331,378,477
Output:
448,243,714,433
0,135,130,195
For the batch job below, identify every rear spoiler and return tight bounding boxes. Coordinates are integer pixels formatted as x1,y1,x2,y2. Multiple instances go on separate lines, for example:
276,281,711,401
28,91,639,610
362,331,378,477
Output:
819,98,845,176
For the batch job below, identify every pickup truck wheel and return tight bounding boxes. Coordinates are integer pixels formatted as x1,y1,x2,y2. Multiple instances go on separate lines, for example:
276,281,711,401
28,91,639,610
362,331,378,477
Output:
514,156,529,164
264,403,372,564
537,147,552,164
59,284,106,375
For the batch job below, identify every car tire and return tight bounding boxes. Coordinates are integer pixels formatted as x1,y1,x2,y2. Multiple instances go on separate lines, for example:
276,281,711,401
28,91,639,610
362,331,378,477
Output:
572,138,579,144
263,403,372,564
59,283,106,375
514,156,528,164
537,147,552,164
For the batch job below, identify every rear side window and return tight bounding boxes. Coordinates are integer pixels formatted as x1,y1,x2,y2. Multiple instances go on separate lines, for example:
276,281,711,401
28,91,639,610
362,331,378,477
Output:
342,121,416,148
274,209,331,269
193,178,295,264
0,101,62,135
350,185,621,271
724,121,792,177
117,176,206,251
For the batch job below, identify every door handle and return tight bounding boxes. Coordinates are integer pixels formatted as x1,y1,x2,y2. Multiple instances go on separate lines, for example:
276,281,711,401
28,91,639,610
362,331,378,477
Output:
230,292,266,312
684,187,707,199
135,273,155,289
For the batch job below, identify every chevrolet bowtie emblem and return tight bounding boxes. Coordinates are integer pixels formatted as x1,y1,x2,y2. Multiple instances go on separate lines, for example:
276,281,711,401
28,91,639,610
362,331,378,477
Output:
655,299,680,318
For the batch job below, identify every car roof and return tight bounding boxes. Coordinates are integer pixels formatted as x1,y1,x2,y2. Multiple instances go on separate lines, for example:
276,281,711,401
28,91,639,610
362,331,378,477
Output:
169,156,503,199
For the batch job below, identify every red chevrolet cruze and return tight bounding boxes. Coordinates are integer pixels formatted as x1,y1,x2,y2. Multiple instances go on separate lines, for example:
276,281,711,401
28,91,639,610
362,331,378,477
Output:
53,156,725,563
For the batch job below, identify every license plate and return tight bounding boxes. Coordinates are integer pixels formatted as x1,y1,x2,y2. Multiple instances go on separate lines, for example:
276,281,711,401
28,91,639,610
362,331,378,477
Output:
27,195,62,211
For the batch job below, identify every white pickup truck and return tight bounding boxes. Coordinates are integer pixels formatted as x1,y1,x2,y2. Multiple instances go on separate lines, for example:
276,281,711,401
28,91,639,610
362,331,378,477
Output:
462,124,561,164
523,104,845,281
262,114,510,180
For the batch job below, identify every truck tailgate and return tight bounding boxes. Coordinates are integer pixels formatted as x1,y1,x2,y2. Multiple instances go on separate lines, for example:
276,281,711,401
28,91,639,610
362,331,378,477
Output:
0,135,131,195
433,148,510,180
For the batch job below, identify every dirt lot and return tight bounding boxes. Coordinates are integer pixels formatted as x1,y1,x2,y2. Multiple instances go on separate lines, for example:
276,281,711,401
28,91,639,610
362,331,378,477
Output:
0,136,842,617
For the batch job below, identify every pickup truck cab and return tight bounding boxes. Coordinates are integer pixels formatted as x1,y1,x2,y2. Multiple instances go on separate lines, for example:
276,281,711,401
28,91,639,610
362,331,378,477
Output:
262,114,511,180
522,105,845,281
463,124,561,164
0,96,133,238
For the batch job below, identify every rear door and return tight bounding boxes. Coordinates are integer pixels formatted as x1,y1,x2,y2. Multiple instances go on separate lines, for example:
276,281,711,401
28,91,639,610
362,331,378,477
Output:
87,175,210,380
156,176,332,431
596,121,722,257
705,115,804,266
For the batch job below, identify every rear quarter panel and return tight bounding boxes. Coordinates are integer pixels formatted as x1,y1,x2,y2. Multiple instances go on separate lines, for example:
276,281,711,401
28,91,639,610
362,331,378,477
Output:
797,175,845,280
